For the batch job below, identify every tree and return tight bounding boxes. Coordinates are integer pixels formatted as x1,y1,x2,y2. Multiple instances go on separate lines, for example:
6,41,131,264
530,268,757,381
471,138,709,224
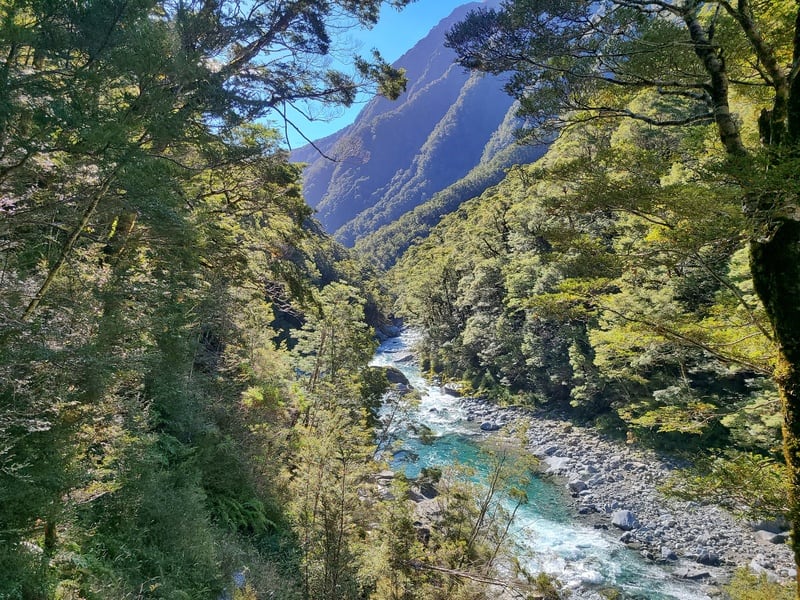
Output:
0,0,412,320
446,0,800,590
288,283,380,600
294,282,377,396
0,0,416,594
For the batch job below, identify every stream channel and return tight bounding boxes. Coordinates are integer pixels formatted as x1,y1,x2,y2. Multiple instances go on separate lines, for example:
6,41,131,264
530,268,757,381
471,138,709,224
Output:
370,329,712,599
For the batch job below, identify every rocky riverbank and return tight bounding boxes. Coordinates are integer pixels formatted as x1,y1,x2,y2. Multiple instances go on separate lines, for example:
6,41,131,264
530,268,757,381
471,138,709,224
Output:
460,396,796,595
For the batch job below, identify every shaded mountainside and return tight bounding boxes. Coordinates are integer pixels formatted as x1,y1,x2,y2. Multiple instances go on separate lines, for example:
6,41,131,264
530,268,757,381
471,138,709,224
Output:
291,0,544,255
354,120,547,270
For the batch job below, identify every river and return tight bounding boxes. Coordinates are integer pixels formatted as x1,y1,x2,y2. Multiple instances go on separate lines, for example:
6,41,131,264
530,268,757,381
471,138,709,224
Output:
370,329,712,600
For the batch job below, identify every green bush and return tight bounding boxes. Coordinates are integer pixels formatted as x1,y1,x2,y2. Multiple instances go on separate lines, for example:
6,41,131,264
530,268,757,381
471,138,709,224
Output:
724,568,793,600
532,572,562,600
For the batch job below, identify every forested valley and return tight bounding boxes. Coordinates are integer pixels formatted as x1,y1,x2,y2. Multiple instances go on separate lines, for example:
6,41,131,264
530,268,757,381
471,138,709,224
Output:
3,1,800,600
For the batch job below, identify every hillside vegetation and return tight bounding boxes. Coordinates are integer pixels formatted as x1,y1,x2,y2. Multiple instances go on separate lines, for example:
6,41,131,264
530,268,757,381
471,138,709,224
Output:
355,120,547,269
389,2,800,596
392,99,775,448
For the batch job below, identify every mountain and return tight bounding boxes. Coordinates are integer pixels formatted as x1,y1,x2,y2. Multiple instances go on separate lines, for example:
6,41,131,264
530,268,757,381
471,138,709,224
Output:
353,109,547,270
291,1,546,256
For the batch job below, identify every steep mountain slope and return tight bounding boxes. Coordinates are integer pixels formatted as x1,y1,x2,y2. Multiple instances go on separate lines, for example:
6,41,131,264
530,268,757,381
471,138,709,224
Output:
353,131,547,270
292,0,537,251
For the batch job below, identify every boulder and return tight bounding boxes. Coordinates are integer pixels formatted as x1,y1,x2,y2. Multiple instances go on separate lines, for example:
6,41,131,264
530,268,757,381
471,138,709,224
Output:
612,510,639,531
544,456,571,475
480,421,501,431
696,549,721,566
384,366,410,386
413,498,442,523
407,489,425,502
419,481,439,499
674,567,711,581
442,382,463,397
660,547,678,561
377,324,401,340
568,479,588,495
749,518,789,534
755,530,789,544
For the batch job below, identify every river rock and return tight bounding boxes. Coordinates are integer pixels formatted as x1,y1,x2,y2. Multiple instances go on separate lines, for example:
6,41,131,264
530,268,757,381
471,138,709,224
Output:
413,498,442,523
749,558,774,578
568,479,588,495
380,323,401,338
674,566,711,581
696,549,721,566
660,546,678,561
442,382,463,397
544,456,571,475
749,517,789,534
383,366,410,385
407,489,425,502
542,445,560,456
419,481,439,499
755,530,789,544
612,510,638,531
751,554,774,571
619,532,639,545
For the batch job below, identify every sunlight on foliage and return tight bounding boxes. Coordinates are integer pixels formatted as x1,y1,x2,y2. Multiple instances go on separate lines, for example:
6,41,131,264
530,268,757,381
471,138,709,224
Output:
662,452,789,521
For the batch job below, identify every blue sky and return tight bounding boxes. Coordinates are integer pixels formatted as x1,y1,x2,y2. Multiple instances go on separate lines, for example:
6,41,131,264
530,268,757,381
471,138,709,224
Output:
278,0,473,148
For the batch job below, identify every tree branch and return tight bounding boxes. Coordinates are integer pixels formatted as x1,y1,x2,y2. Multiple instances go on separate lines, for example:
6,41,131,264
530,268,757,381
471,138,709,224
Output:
22,168,119,321
404,560,530,599
599,304,773,375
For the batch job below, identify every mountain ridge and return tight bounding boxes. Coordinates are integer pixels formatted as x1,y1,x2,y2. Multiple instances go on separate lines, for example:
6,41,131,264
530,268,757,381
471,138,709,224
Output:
292,0,540,255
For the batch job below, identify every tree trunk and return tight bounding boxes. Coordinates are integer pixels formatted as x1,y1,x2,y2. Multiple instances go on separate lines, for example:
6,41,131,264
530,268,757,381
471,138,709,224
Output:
683,8,747,156
750,221,800,596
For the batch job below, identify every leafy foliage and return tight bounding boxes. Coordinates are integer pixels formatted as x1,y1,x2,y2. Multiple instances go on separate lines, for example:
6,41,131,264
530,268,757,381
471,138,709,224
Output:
0,1,417,597
725,568,795,600
389,92,786,486
661,451,789,522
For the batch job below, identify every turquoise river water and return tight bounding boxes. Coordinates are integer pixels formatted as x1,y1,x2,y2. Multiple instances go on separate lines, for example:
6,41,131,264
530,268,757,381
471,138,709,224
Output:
370,330,712,600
